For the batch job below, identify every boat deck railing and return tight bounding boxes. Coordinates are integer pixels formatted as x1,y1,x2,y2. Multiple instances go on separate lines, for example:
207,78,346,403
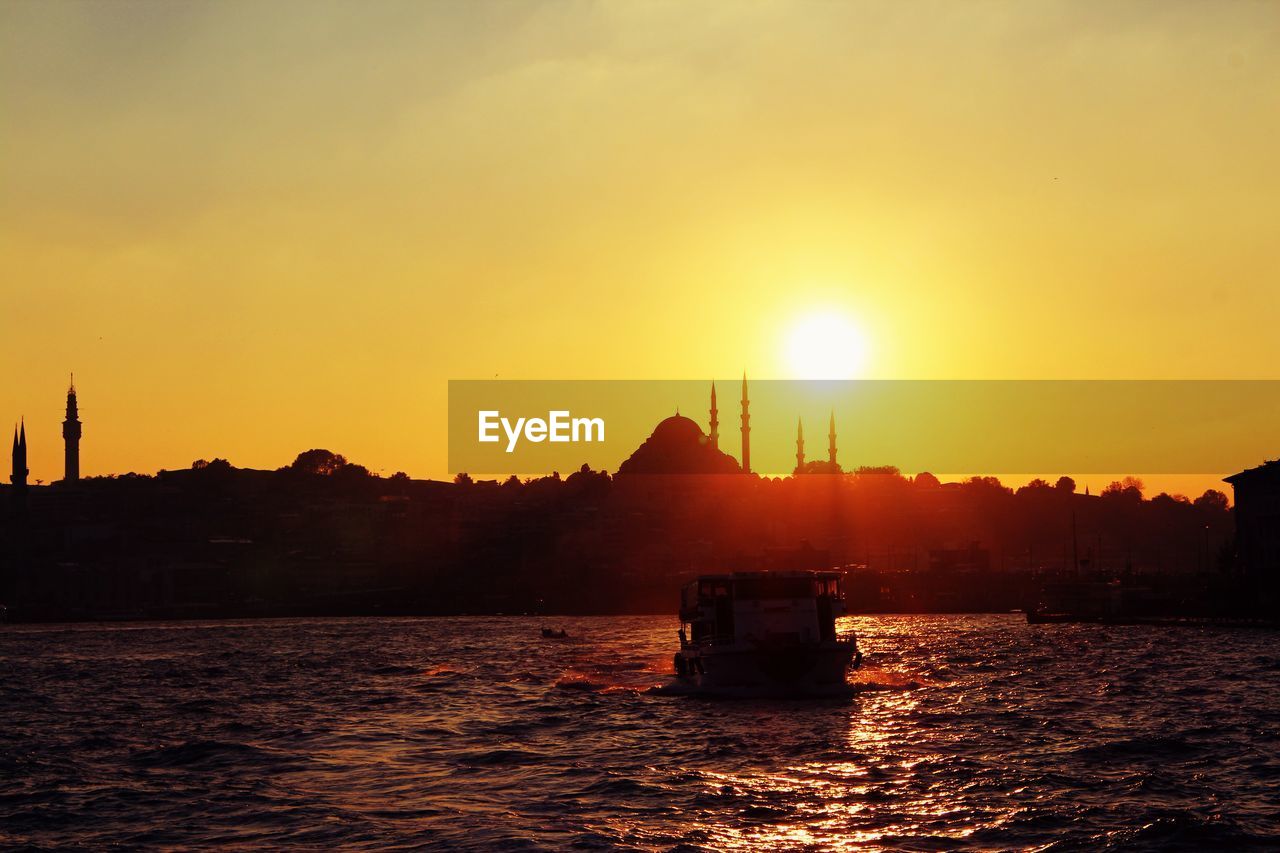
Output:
702,631,858,648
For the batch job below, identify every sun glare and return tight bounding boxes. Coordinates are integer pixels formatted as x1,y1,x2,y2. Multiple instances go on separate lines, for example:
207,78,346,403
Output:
785,311,869,380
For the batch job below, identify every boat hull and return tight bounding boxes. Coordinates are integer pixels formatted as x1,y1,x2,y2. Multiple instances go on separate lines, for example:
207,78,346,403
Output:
676,641,858,694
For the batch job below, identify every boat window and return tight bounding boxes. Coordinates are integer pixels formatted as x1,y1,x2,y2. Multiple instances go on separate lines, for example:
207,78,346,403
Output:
698,581,731,598
682,586,701,609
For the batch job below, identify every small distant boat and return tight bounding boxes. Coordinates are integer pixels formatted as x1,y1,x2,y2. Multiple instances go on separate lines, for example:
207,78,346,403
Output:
674,571,862,694
540,627,569,639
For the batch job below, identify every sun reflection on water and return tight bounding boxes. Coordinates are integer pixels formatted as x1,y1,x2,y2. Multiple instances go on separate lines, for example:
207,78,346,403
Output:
655,617,1035,850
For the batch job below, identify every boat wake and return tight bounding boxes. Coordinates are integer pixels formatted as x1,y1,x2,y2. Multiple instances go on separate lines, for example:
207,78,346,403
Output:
848,665,929,691
648,670,922,700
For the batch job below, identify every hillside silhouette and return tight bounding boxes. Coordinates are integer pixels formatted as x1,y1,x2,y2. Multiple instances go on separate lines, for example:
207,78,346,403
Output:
2,448,1262,622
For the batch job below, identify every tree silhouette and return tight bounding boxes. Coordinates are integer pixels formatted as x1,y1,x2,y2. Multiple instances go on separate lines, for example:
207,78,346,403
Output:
1194,489,1229,512
914,471,941,489
331,462,371,483
1103,476,1145,500
1017,478,1051,495
289,449,348,476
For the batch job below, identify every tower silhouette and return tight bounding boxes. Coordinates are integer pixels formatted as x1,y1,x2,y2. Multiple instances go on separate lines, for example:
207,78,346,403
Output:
63,375,81,483
11,419,28,490
740,373,751,475
796,417,805,473
828,410,838,468
708,381,719,451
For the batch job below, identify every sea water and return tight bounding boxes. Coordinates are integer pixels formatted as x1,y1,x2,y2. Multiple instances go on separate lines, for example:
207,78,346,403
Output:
2,615,1277,850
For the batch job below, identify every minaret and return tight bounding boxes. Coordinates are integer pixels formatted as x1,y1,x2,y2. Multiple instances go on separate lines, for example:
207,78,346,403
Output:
828,410,838,468
740,373,751,474
708,381,719,451
796,418,805,473
12,419,28,490
63,374,82,483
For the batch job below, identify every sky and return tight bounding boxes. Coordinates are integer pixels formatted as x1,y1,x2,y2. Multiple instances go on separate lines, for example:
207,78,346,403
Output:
2,1,1278,493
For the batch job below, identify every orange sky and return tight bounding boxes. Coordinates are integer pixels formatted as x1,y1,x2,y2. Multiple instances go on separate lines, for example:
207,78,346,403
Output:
2,2,1278,497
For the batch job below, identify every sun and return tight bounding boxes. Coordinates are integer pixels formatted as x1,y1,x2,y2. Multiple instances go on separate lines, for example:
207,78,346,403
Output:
784,310,869,380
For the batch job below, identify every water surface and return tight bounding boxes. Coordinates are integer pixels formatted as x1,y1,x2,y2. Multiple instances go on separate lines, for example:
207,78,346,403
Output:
2,615,1278,850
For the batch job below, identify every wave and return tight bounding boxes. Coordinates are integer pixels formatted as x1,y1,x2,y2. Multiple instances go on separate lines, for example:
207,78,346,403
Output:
369,664,420,676
647,681,891,701
1107,812,1274,851
455,748,547,767
129,739,280,770
1071,734,1201,761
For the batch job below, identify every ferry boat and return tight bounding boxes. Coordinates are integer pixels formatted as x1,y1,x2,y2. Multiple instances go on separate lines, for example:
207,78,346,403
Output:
674,571,862,693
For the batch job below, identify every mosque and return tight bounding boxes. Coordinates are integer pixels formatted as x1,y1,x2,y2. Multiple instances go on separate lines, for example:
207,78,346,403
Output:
9,377,81,492
616,376,842,477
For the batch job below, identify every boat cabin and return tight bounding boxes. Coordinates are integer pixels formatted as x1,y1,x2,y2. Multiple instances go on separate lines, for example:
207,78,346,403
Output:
679,571,846,648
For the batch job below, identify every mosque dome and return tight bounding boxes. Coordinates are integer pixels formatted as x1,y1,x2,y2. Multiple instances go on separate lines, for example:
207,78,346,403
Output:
617,411,741,476
650,413,704,442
